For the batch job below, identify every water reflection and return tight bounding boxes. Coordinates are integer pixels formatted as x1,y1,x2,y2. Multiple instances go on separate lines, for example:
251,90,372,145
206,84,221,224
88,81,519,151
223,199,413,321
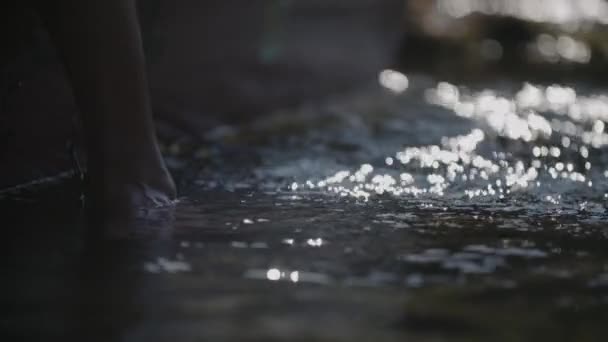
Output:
436,0,608,26
292,79,608,209
6,69,608,340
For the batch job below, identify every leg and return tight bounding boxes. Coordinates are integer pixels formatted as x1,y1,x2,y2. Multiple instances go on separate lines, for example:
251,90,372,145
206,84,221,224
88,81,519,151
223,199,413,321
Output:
36,0,176,219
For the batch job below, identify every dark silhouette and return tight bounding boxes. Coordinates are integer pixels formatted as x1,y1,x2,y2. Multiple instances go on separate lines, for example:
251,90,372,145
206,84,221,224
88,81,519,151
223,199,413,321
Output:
36,0,176,224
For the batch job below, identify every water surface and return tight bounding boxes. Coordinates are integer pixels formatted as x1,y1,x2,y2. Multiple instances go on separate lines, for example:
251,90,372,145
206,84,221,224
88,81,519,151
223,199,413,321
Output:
3,75,608,341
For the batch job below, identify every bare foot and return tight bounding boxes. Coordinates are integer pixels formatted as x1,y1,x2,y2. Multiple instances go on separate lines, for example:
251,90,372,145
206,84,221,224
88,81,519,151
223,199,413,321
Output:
83,155,177,240
37,0,177,227
84,155,177,220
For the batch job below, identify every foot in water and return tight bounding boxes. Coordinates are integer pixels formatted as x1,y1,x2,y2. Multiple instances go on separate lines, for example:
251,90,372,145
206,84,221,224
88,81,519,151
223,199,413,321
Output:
84,155,177,219
80,141,177,239
37,0,177,232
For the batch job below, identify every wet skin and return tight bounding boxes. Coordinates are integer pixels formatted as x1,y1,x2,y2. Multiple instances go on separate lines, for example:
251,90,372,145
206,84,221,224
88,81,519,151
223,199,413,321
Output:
36,0,176,224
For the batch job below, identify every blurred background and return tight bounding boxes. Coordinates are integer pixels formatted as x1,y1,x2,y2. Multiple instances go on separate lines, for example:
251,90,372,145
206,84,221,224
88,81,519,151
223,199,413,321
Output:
4,3,608,340
1,0,608,189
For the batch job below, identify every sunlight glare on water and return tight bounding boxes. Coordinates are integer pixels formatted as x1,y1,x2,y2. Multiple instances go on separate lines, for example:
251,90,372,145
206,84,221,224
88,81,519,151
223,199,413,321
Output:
437,0,608,26
296,80,608,210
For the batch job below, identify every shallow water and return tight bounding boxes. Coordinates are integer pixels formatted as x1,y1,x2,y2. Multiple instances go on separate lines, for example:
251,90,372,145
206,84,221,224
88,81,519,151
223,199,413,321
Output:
3,75,608,341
